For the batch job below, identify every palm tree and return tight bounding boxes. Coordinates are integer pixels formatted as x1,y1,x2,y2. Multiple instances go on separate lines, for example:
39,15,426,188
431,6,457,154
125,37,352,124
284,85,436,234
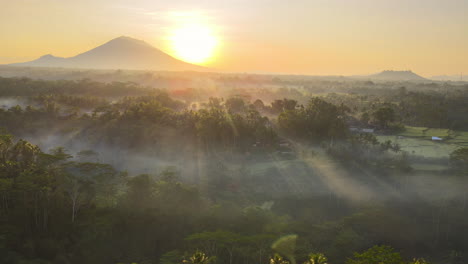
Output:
411,258,430,264
303,253,328,264
183,251,212,264
270,254,290,264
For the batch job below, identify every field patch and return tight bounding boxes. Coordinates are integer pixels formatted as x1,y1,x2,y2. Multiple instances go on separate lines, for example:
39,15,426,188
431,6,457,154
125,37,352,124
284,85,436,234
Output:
377,126,468,158
446,130,468,146
399,126,450,139
377,135,457,159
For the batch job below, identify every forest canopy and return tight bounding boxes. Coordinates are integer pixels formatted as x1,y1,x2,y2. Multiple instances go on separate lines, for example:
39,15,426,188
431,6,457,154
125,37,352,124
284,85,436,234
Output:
0,75,467,264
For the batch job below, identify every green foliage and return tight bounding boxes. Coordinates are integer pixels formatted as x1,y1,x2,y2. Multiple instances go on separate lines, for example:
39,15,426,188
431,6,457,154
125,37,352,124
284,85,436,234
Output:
159,250,184,264
278,97,347,141
346,245,404,264
225,97,246,113
410,258,430,264
125,174,154,209
372,107,395,129
360,112,370,124
183,251,213,264
270,253,291,264
272,235,297,264
271,99,298,114
303,253,328,264
1,76,468,264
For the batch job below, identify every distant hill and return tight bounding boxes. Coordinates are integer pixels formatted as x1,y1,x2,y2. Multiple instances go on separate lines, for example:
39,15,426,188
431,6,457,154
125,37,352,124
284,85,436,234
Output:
6,36,207,72
367,70,427,81
431,74,467,82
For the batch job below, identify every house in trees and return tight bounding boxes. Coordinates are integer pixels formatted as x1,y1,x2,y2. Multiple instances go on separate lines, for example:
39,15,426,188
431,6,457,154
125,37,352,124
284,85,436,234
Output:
362,128,375,133
349,127,375,133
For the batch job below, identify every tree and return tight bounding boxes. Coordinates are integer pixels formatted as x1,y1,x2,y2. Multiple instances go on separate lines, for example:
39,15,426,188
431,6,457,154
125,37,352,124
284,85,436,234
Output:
346,245,404,264
186,230,242,264
272,235,297,264
360,112,370,125
278,97,347,141
154,172,202,215
303,253,328,264
124,174,154,210
253,99,265,111
410,258,430,264
0,178,13,213
60,161,106,223
271,99,298,114
205,97,223,110
372,107,395,129
159,250,184,264
270,254,291,264
183,251,213,264
61,170,93,223
225,97,246,113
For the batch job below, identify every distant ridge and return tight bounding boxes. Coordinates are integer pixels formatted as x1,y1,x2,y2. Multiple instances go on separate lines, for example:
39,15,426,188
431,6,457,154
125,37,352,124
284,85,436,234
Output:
368,70,427,81
6,36,207,72
431,74,467,81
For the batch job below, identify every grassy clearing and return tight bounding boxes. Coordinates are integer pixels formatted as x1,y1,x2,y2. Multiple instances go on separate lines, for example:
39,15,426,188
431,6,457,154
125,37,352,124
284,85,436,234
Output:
424,128,451,137
446,130,468,146
399,126,427,137
399,126,450,139
411,163,449,171
377,126,468,158
377,135,457,158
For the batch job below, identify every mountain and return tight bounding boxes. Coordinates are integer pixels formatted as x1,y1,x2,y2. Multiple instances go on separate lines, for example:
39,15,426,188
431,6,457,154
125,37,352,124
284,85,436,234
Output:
367,70,427,81
7,36,207,71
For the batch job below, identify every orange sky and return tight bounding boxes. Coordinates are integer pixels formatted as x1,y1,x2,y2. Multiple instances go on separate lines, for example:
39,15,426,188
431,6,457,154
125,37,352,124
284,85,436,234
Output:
1,0,467,77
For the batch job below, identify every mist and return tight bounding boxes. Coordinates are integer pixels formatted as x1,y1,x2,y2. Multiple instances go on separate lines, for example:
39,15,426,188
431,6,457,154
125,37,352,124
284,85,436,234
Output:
1,71,467,264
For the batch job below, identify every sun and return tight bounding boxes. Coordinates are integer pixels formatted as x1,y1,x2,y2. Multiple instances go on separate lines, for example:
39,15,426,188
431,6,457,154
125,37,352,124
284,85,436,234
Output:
169,24,218,65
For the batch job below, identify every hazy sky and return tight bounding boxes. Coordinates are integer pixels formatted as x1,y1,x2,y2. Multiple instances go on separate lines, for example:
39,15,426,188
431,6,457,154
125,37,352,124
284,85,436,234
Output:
1,0,467,76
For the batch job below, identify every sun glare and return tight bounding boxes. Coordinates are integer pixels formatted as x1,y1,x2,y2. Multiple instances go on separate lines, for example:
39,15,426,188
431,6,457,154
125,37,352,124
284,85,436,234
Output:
169,24,218,65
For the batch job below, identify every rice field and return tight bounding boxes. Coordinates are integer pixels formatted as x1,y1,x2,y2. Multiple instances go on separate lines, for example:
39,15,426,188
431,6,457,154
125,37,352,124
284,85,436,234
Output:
376,126,468,159
399,126,451,138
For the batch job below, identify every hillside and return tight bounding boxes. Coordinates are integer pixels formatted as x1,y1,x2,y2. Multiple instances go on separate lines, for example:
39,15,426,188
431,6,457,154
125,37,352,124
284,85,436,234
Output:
368,70,427,81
